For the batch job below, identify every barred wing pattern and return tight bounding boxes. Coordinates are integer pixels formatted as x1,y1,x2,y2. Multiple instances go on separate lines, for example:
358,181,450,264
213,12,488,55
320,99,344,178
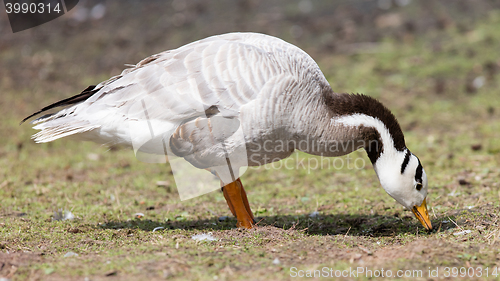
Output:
31,33,328,171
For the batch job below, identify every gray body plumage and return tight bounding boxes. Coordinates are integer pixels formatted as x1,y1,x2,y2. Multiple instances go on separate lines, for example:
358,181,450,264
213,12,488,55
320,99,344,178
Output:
31,32,366,169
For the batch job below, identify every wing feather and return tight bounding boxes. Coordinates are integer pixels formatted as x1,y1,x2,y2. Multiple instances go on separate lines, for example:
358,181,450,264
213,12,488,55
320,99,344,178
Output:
28,33,328,151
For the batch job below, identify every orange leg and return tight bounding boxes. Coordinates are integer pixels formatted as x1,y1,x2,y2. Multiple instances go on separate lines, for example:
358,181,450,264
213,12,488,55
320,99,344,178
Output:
222,178,255,229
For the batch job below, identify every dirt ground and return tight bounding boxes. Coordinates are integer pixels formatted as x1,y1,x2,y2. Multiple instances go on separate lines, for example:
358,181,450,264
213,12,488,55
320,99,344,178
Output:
1,1,500,280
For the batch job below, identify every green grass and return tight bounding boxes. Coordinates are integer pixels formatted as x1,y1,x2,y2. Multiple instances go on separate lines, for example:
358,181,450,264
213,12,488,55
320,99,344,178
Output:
2,11,500,281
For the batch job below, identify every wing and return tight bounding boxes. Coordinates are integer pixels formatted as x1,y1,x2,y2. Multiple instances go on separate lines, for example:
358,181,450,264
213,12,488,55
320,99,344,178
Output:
29,32,330,172
30,33,299,144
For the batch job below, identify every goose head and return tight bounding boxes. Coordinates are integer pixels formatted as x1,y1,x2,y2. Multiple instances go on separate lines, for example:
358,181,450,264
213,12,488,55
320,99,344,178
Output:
373,149,432,230
329,94,433,231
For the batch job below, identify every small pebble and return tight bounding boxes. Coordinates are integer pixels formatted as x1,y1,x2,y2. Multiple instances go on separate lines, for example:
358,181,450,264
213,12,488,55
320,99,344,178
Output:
458,179,470,186
156,181,170,187
472,76,485,89
87,153,100,161
453,230,472,236
53,209,75,221
64,251,79,258
191,233,217,241
471,144,482,151
309,211,320,218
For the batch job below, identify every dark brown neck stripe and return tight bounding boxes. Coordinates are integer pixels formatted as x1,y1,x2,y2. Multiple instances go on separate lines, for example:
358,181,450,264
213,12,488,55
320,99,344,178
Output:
415,157,423,183
325,92,407,152
401,149,411,174
362,126,383,164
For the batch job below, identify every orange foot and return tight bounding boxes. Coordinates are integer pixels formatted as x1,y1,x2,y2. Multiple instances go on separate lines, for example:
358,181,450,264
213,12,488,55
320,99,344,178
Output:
222,178,255,229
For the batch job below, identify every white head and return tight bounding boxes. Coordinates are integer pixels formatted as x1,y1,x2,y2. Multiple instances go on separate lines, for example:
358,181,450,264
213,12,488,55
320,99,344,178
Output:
373,148,432,230
328,95,432,230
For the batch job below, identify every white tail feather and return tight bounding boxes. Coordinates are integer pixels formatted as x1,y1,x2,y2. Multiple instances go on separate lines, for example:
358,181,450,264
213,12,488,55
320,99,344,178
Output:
32,120,99,143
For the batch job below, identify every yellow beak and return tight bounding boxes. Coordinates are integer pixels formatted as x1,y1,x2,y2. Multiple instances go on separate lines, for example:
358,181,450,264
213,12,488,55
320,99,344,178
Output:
411,198,432,231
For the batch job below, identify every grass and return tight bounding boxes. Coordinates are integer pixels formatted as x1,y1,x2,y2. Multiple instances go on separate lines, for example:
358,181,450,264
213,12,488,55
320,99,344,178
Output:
1,10,500,281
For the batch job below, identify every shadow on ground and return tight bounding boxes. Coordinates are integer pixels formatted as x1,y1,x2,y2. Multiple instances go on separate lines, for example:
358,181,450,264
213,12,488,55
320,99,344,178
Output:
97,213,459,237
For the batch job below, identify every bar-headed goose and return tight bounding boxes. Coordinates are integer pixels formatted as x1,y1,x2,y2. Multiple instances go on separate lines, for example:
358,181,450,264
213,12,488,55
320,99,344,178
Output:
23,32,432,231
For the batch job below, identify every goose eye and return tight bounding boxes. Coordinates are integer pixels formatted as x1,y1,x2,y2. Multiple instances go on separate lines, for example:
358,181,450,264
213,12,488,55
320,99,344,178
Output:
416,182,423,191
